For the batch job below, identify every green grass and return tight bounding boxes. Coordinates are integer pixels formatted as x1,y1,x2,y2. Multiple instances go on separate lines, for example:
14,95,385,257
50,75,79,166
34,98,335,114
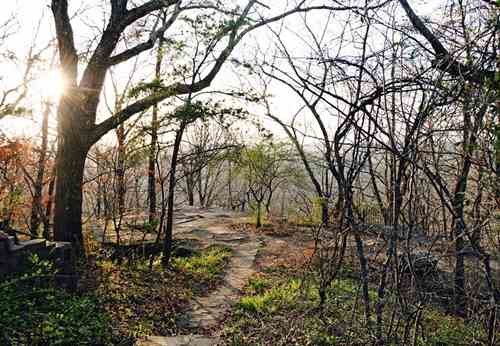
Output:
0,255,110,346
0,242,234,345
88,257,192,344
222,269,494,346
87,244,233,343
422,309,485,346
245,276,270,294
172,245,232,285
238,278,303,314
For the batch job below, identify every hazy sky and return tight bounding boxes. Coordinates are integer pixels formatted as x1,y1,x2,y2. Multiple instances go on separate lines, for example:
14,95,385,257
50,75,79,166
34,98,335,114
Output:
0,0,438,144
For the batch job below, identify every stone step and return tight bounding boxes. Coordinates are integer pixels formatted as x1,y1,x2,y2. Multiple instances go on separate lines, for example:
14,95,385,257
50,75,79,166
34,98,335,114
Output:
0,234,16,255
136,335,219,346
9,239,46,253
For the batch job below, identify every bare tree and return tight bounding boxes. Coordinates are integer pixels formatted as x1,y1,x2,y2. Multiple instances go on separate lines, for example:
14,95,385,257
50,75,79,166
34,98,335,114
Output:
49,0,372,253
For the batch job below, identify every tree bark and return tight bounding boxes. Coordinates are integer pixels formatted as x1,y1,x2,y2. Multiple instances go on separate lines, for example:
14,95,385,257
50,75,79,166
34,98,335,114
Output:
148,36,164,224
321,198,329,226
43,165,56,240
197,169,206,207
162,121,187,267
185,171,195,206
495,120,500,208
53,130,89,255
451,168,470,314
256,200,262,228
114,124,126,245
30,101,51,237
148,108,158,221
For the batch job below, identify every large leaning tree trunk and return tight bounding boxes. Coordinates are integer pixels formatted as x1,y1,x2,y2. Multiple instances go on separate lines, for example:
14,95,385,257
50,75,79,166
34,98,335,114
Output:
53,100,91,250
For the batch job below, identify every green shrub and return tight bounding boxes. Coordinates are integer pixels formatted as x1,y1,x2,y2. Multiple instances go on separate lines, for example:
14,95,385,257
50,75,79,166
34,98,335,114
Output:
224,272,490,346
308,332,337,346
0,255,110,345
422,310,482,346
237,279,302,314
172,245,232,283
245,276,270,294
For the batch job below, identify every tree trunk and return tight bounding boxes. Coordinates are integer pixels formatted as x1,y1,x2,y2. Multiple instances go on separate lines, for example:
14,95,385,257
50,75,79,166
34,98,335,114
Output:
30,102,51,237
43,165,56,240
354,231,371,324
53,136,89,255
96,186,102,218
495,120,500,208
114,124,126,245
321,197,329,226
451,91,480,314
185,171,195,206
197,170,206,207
375,152,407,341
256,200,262,228
147,111,158,221
148,37,164,223
162,121,187,267
451,180,468,314
228,161,233,209
346,185,371,325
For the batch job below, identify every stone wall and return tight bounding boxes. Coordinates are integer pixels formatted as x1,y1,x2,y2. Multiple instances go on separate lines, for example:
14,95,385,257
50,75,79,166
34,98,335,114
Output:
0,231,77,289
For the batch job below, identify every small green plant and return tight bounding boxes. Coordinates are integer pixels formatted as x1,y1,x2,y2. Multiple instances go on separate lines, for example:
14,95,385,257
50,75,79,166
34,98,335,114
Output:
308,331,337,346
172,245,232,283
0,255,110,345
422,310,482,346
245,276,270,294
141,219,159,233
238,279,302,314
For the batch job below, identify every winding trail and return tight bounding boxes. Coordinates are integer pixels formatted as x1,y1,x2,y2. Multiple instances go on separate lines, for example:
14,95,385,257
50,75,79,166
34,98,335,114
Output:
137,209,261,346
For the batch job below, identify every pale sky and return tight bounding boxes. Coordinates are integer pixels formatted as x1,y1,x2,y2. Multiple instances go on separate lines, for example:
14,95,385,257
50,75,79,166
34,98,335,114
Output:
0,0,440,145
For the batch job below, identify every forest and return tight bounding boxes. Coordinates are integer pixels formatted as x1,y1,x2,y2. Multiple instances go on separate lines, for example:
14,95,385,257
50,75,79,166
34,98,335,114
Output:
0,0,498,345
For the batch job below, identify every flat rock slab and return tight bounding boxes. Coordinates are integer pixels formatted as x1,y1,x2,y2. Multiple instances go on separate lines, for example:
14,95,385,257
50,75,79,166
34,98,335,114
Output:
213,233,249,242
137,335,219,346
180,237,260,331
205,227,233,235
141,209,260,343
180,228,213,240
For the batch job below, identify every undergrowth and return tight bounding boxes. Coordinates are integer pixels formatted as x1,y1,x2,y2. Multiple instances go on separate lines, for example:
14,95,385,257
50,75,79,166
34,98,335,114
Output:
93,258,190,344
90,243,233,344
172,245,232,288
221,267,492,346
0,254,110,345
0,242,233,345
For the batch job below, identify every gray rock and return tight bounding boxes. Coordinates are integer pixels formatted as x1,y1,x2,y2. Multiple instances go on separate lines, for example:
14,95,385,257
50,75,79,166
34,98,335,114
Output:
136,335,219,346
401,251,439,275
172,246,198,258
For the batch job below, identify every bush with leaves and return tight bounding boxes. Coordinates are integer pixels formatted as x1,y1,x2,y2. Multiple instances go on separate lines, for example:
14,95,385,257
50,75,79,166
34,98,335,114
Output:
0,254,110,345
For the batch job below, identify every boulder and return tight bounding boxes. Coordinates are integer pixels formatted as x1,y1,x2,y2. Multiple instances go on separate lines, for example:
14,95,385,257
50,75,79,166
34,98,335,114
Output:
172,245,198,258
400,251,439,276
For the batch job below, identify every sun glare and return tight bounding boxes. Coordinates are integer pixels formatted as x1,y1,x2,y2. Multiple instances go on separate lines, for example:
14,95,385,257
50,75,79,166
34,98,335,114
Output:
33,70,66,102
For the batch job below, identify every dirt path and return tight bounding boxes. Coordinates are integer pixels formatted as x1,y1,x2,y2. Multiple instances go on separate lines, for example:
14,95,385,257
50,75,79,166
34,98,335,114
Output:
137,209,261,346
